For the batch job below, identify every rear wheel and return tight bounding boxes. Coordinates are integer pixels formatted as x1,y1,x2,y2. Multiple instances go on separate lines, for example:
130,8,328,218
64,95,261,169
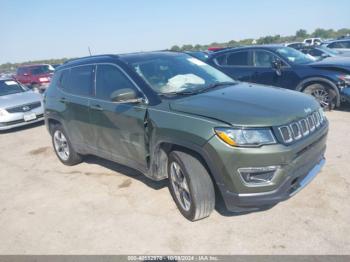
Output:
303,83,336,110
168,150,215,221
51,124,82,166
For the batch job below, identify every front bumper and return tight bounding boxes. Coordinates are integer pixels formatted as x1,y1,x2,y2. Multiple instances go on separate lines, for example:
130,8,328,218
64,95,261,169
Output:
203,121,328,212
0,115,44,130
0,108,44,131
341,87,350,102
222,157,325,212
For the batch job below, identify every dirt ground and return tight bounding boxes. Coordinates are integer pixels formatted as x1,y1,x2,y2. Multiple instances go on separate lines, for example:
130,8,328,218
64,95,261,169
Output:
0,106,349,255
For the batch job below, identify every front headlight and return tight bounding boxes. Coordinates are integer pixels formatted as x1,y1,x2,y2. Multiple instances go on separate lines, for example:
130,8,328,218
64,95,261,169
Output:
0,108,8,117
338,74,350,85
215,127,276,147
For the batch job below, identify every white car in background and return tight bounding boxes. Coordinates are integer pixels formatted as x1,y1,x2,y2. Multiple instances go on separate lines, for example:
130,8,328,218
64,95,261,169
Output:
0,78,44,130
303,38,322,46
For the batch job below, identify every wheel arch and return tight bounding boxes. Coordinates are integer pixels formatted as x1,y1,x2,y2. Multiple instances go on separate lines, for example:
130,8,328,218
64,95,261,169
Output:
296,77,340,106
47,118,61,134
45,113,67,135
150,139,223,193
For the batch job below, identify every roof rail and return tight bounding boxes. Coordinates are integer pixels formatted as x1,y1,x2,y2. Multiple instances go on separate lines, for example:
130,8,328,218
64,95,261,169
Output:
64,54,118,64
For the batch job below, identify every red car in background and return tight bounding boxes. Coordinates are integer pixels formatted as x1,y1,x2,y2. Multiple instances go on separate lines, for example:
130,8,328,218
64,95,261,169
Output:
14,64,54,92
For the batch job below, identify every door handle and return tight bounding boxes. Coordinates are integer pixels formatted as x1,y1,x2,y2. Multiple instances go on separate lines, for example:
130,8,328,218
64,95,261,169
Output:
90,104,104,111
59,97,67,103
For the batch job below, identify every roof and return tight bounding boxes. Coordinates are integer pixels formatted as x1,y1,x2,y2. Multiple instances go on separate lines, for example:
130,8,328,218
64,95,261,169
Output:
118,51,184,62
61,51,185,68
323,38,350,44
0,77,14,81
212,44,284,55
17,64,51,68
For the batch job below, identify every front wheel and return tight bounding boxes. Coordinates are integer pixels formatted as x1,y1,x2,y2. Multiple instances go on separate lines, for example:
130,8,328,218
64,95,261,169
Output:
168,150,215,221
303,83,336,110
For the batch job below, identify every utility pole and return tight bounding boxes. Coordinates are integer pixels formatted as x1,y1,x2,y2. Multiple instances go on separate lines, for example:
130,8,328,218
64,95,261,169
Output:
88,47,92,56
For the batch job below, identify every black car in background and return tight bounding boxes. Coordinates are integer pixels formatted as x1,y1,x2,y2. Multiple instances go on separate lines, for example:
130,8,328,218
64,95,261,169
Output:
206,45,350,108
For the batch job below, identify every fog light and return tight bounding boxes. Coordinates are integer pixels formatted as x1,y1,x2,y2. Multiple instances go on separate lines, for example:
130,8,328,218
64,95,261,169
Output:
238,166,279,185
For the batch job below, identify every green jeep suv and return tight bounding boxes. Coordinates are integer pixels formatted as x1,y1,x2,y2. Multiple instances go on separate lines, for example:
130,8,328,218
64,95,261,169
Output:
44,52,328,221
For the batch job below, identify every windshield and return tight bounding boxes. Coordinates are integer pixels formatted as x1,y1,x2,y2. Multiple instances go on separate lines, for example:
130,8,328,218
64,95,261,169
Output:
128,54,234,94
186,52,209,61
276,47,316,64
318,46,340,55
31,65,55,75
0,80,26,96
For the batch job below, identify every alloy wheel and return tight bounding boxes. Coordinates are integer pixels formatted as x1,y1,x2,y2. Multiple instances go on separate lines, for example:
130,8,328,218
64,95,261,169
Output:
312,88,330,108
170,161,192,211
53,130,70,161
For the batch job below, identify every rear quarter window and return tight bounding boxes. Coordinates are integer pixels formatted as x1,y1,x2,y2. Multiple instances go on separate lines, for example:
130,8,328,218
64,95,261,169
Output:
50,70,63,88
17,68,27,75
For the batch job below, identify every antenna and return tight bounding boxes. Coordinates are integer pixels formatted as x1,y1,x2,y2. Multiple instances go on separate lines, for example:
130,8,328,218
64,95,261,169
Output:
88,46,92,56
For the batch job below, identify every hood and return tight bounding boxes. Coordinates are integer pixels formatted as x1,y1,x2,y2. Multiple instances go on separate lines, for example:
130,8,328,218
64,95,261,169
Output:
0,91,43,109
169,83,319,127
309,57,350,72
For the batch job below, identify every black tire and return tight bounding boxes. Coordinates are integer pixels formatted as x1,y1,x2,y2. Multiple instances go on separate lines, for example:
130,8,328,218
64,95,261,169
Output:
51,124,83,166
168,150,215,221
303,83,336,110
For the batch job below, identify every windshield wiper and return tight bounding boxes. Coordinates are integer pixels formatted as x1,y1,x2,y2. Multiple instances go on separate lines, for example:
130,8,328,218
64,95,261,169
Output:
159,90,197,96
197,81,237,93
160,81,236,96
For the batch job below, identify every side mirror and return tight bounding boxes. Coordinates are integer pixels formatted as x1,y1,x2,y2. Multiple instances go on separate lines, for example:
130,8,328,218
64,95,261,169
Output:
271,60,282,76
110,88,143,103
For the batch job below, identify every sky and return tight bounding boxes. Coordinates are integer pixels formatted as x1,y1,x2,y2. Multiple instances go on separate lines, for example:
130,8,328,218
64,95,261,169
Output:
0,0,349,64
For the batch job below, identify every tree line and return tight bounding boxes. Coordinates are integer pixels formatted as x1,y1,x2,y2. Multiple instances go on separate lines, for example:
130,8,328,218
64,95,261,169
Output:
169,28,350,52
0,58,71,73
1,28,350,73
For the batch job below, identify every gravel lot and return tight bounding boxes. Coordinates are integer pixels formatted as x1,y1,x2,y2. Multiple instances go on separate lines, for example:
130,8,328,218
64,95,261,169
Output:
0,106,349,255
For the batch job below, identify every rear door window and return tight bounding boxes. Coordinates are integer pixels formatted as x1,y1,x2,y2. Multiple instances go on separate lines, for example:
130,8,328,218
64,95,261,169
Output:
66,65,94,96
215,51,250,66
17,68,28,75
95,64,137,101
50,70,62,88
226,51,250,66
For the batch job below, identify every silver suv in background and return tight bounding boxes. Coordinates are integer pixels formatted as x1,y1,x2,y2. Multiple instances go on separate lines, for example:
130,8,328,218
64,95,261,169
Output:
0,78,44,130
322,39,350,54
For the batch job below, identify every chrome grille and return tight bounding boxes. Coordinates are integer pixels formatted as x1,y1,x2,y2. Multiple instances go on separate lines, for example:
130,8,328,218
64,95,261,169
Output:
6,101,41,113
313,111,320,128
278,109,326,144
290,122,302,140
299,119,309,136
307,115,315,132
279,126,293,143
